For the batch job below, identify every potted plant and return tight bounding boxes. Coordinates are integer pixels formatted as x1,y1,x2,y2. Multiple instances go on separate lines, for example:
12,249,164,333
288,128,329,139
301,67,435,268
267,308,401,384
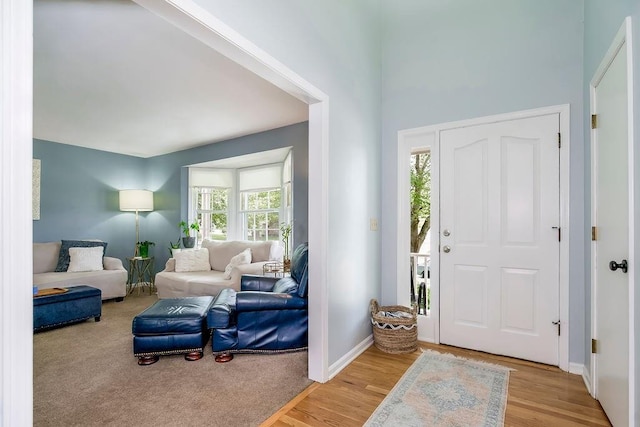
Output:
169,238,181,256
179,220,200,248
280,222,293,271
137,240,155,258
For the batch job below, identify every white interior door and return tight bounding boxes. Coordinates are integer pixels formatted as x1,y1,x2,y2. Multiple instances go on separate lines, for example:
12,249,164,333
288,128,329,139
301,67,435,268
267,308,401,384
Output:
592,30,631,427
439,114,560,365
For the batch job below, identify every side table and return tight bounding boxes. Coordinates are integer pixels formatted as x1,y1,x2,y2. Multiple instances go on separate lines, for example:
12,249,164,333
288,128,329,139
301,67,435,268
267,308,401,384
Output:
262,262,289,278
127,257,155,295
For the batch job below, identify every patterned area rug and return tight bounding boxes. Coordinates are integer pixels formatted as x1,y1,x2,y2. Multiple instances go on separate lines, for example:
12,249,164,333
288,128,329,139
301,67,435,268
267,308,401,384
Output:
365,350,511,427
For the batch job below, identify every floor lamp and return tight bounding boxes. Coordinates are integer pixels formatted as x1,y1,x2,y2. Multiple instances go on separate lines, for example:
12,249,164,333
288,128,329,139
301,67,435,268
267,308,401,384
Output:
119,189,154,257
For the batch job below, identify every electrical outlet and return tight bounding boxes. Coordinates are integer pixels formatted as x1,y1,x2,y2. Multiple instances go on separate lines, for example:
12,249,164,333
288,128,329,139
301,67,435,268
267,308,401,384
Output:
370,218,378,231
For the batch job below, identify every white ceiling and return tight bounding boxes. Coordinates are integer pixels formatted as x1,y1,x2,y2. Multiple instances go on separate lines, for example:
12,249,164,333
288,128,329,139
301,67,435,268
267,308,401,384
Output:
33,0,308,158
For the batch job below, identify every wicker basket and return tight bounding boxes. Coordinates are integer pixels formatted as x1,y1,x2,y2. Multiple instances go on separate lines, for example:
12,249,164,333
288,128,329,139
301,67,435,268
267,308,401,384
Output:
369,299,418,354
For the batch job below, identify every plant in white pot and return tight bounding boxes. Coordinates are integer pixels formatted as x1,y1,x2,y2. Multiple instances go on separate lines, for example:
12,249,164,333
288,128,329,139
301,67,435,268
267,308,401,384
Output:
169,238,181,256
179,220,200,248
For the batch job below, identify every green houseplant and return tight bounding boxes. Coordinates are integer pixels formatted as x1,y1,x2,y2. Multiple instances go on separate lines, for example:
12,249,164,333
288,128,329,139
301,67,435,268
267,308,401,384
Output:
169,238,181,256
280,222,292,271
136,240,155,258
179,220,200,248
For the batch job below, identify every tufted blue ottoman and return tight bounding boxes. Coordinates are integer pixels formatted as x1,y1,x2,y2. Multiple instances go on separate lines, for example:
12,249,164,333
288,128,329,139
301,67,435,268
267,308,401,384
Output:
33,286,102,331
132,296,214,365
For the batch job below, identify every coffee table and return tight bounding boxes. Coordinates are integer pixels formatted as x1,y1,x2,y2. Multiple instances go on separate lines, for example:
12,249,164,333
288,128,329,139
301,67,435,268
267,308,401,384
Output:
33,285,102,331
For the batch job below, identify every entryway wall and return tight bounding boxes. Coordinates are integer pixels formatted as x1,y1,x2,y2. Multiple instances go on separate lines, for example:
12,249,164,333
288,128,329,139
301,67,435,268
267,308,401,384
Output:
380,1,585,368
396,105,571,372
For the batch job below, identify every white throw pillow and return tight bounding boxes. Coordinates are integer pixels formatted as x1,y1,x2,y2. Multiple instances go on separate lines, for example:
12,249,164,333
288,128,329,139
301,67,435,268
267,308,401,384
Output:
67,246,104,272
174,248,211,273
223,248,252,279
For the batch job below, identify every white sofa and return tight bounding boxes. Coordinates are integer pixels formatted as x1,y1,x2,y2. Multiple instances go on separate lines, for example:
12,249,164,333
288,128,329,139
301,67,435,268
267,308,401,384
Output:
155,239,283,299
33,241,128,300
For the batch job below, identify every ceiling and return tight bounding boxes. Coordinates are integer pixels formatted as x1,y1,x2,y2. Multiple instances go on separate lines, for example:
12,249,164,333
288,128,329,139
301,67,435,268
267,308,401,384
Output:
33,0,308,158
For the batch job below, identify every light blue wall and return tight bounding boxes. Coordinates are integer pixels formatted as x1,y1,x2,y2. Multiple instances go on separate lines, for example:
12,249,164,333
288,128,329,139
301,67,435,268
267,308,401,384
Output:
33,123,309,275
379,0,585,363
33,140,146,264
583,1,639,421
145,122,309,272
193,0,383,365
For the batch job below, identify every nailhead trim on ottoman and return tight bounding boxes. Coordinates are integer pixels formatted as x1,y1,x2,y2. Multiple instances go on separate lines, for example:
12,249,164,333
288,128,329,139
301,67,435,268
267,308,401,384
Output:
132,296,214,365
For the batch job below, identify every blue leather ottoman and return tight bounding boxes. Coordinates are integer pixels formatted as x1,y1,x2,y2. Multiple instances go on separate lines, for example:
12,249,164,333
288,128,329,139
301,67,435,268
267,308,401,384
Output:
132,296,214,365
33,285,102,331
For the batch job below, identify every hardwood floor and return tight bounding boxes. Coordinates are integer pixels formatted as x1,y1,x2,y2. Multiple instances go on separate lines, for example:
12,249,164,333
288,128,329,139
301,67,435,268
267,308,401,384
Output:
262,342,611,427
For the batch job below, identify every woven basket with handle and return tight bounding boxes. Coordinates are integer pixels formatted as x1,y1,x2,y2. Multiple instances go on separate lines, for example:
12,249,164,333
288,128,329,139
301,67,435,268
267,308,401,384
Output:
369,299,418,354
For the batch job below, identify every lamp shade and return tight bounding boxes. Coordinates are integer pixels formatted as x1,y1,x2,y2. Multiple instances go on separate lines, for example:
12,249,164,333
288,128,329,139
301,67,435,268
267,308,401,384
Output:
119,190,154,212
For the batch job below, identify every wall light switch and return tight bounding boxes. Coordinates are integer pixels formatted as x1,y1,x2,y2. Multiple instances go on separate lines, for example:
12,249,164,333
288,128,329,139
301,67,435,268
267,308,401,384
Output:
370,218,378,231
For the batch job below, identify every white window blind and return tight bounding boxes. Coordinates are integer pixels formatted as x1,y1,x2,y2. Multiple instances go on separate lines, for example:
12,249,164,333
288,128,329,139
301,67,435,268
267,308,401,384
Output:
190,169,233,188
283,151,292,183
239,165,281,191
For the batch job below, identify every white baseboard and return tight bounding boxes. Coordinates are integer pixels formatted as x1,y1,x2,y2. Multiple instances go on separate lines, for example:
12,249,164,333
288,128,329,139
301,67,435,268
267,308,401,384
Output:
581,364,594,397
568,362,583,375
327,334,373,380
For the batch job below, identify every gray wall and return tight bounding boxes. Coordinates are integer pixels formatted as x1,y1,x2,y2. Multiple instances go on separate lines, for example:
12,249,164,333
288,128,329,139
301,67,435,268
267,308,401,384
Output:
379,0,585,363
33,122,309,274
33,140,146,263
193,0,383,365
583,1,639,420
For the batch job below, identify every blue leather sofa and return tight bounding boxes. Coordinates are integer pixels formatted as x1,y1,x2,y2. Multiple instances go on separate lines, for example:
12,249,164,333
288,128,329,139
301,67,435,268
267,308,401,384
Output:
207,242,308,362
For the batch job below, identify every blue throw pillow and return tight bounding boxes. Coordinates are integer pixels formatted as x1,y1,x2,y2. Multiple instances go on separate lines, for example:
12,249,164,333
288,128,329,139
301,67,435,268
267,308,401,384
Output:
54,240,108,272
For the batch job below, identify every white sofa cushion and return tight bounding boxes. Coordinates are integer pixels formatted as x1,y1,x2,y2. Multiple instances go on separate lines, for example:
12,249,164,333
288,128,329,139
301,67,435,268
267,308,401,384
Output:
223,248,252,279
68,246,104,272
202,240,277,271
174,248,211,273
33,242,62,274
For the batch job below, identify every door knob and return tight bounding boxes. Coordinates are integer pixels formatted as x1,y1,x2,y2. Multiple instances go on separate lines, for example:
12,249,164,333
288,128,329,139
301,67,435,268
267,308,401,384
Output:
443,229,451,237
442,245,451,253
609,259,628,273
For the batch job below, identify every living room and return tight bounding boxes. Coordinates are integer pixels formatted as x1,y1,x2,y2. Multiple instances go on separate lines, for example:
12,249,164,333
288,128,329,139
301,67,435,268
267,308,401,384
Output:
3,0,640,425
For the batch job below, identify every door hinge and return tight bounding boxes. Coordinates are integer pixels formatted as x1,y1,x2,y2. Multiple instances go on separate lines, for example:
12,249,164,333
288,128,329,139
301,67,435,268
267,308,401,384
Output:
592,226,597,241
591,114,598,129
552,226,561,242
552,320,561,336
592,338,598,354
558,132,561,148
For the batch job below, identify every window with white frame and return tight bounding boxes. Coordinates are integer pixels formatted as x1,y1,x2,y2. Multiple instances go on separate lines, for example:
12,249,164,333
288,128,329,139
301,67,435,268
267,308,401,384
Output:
238,164,282,241
282,150,293,226
195,187,229,241
188,153,292,243
189,169,233,242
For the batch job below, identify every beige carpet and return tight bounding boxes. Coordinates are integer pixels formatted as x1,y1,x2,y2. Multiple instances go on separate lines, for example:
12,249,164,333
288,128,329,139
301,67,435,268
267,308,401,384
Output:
34,294,312,427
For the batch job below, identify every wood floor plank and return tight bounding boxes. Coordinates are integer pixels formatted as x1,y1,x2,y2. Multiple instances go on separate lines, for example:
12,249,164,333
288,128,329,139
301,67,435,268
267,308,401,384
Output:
262,342,611,427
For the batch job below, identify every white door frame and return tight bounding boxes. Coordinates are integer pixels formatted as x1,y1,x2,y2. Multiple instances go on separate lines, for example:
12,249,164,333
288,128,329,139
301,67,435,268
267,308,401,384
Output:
397,104,570,371
589,16,635,419
1,0,332,422
124,5,330,382
1,0,34,425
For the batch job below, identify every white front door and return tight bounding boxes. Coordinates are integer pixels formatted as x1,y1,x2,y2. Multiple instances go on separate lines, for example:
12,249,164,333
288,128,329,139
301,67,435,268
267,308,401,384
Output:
592,28,631,427
439,114,560,365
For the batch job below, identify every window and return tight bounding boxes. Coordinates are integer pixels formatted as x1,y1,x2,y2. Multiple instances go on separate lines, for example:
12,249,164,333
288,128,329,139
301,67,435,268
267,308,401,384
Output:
240,188,281,241
188,153,292,243
189,168,233,242
195,187,229,241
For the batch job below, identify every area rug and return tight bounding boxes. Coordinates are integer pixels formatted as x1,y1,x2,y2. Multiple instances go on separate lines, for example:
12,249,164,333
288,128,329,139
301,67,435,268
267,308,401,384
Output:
34,294,312,427
364,350,510,427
